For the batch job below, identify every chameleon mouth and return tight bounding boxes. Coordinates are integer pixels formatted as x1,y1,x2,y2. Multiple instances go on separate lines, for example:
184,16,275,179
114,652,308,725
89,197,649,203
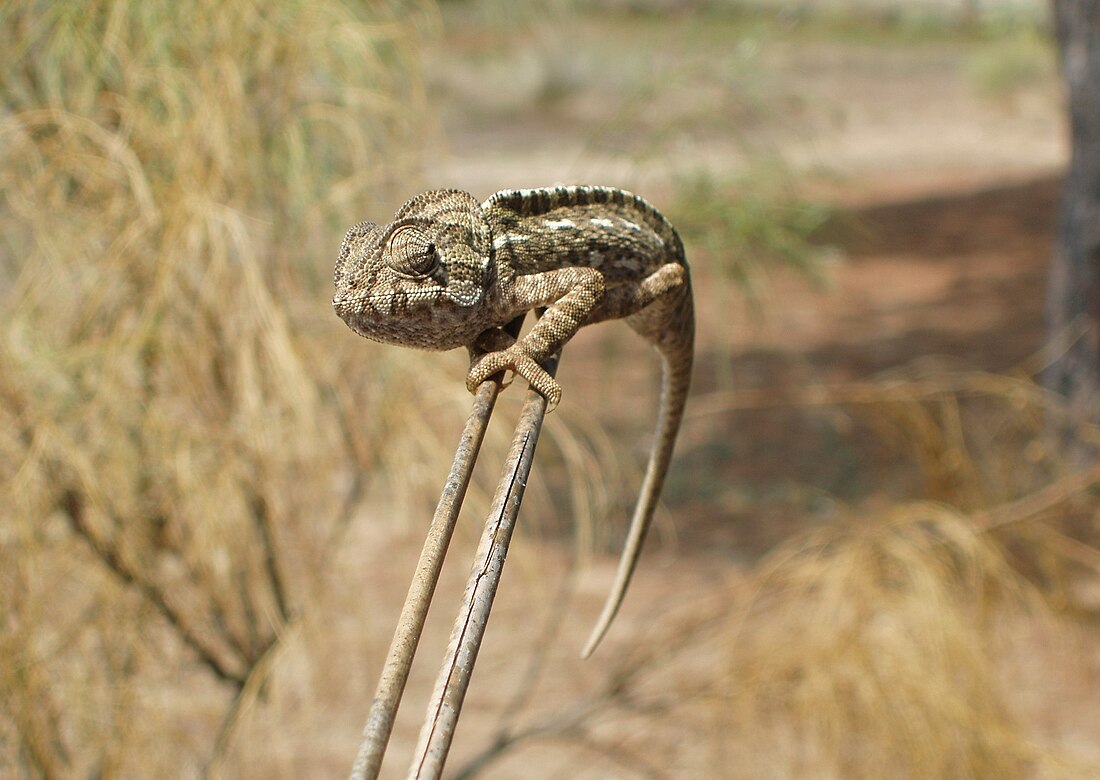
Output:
332,287,445,308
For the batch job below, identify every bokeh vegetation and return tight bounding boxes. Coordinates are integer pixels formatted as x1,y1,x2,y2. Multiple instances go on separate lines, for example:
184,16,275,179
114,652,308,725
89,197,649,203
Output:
670,166,836,301
0,0,448,774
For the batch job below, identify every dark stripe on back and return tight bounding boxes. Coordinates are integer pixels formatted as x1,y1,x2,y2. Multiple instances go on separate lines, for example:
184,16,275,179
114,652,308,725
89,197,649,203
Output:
485,186,668,228
484,185,683,260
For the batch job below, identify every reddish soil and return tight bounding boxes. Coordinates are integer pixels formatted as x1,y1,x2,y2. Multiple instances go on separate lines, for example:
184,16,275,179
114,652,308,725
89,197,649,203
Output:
672,174,1063,559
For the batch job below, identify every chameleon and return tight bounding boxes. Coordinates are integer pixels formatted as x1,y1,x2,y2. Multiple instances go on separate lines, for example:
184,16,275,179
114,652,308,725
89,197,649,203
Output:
332,186,694,657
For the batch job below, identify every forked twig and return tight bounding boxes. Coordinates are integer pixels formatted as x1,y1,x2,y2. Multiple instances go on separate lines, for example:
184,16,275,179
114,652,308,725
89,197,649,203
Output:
348,377,504,780
348,316,553,780
409,353,559,779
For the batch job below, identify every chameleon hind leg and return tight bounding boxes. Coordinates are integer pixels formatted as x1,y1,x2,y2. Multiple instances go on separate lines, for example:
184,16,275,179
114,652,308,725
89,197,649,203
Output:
586,262,688,326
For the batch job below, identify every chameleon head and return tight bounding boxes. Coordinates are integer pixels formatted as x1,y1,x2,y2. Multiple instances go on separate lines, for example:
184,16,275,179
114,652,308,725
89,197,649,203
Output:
332,189,495,351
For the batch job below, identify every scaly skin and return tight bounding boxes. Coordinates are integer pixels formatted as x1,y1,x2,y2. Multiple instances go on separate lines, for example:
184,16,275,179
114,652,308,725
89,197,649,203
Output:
333,186,694,657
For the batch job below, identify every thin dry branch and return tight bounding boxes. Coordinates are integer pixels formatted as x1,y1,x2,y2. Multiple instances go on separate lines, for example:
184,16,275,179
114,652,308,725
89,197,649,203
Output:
205,619,301,778
349,315,528,780
59,487,247,686
409,354,558,779
975,462,1100,533
348,376,504,780
248,490,293,625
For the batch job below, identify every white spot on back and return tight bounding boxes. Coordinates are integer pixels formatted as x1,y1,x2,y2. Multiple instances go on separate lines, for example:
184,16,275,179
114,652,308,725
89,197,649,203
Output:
544,219,576,230
620,219,642,232
589,218,615,229
492,233,530,251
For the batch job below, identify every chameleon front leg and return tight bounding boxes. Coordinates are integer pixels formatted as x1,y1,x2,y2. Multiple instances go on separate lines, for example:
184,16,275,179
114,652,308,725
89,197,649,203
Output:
466,267,605,407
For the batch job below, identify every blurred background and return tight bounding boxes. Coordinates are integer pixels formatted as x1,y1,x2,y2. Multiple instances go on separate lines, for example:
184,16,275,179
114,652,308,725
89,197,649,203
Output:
4,0,1100,777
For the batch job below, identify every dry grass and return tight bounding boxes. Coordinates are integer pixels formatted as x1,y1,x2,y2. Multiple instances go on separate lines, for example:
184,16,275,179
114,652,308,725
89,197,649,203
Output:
445,363,1100,779
449,505,1088,779
714,505,1043,779
0,1,452,775
0,4,633,774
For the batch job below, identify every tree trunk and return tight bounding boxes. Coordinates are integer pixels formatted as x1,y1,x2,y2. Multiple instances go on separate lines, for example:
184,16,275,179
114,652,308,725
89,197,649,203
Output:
1046,0,1100,440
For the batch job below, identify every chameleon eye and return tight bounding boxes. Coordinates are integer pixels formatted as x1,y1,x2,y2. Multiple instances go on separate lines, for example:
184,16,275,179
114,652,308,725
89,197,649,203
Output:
386,226,438,277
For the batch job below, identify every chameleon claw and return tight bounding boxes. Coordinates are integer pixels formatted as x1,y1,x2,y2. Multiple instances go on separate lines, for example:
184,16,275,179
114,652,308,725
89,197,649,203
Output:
510,354,561,409
542,384,561,412
466,364,513,392
466,349,511,392
466,348,562,409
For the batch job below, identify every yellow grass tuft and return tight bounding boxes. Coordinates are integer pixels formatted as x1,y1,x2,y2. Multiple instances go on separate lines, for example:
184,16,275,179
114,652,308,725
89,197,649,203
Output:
717,504,1043,779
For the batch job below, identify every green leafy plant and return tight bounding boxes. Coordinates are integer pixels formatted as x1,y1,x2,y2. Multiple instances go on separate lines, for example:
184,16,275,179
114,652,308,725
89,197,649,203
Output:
670,166,838,301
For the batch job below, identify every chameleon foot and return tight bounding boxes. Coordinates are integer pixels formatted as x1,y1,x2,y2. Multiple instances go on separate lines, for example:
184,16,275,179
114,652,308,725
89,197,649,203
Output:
467,347,562,409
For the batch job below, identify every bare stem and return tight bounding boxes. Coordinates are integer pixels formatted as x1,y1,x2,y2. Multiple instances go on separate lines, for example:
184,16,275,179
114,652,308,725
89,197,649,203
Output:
348,378,503,780
408,355,559,780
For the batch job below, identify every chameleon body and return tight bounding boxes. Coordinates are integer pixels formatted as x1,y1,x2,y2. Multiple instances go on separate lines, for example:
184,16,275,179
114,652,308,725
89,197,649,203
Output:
333,186,694,657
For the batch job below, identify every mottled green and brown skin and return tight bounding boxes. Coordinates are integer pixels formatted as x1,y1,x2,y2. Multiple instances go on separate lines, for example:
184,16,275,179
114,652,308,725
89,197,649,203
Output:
333,186,694,657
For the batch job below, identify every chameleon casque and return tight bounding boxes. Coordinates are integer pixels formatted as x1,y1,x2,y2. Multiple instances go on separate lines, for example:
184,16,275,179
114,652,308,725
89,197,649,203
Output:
333,185,694,657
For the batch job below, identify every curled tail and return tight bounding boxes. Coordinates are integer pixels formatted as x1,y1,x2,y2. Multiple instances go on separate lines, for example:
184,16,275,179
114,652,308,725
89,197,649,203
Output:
581,290,694,658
